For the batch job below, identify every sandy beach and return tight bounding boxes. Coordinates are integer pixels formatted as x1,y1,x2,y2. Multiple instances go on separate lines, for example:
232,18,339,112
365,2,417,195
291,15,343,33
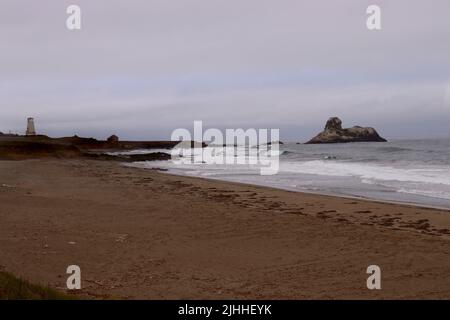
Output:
1,159,450,299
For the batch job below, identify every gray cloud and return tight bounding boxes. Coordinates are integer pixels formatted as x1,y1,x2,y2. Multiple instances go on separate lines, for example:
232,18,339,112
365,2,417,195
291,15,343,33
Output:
1,0,449,140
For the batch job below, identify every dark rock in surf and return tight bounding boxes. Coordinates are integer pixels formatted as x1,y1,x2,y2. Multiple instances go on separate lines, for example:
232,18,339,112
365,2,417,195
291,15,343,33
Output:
85,152,171,162
305,117,387,144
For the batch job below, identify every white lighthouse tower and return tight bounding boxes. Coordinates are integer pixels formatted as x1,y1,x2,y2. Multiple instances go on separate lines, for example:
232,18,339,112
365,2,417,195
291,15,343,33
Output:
26,117,36,136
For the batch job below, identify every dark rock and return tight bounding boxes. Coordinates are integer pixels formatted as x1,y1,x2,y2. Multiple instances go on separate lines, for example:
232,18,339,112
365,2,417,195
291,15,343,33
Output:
266,140,284,145
306,117,387,144
86,152,171,162
125,152,171,162
256,141,284,148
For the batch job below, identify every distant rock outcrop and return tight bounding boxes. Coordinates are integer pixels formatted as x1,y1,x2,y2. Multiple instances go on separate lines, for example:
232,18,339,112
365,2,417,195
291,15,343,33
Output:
306,117,387,144
265,141,284,145
87,152,171,162
107,134,119,146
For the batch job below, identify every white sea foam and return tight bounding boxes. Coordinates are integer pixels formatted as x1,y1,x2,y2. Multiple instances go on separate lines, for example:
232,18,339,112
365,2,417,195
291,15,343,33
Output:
396,188,450,200
128,139,450,208
278,160,450,186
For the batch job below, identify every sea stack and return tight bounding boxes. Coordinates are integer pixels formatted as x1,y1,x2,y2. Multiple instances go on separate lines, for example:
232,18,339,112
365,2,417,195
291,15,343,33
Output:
305,117,387,144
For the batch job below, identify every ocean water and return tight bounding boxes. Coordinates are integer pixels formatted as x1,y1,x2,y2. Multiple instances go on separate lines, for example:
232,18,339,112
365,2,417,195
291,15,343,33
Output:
128,139,450,209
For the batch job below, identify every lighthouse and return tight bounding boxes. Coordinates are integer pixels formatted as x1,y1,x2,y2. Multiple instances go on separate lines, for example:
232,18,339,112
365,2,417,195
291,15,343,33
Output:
26,117,36,136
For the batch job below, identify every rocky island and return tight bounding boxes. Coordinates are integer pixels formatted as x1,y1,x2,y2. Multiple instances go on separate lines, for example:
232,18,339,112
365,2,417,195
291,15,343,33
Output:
306,117,387,144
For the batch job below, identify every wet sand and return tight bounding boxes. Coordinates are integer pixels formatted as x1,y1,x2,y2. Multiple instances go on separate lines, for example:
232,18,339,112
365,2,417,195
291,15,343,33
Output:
1,159,450,299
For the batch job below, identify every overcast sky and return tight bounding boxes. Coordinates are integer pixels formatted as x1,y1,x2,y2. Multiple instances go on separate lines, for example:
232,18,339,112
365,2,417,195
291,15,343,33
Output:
1,0,450,141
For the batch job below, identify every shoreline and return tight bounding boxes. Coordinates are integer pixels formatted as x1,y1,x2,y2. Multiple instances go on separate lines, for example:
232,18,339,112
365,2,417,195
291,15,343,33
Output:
1,159,450,299
180,173,450,212
128,163,450,212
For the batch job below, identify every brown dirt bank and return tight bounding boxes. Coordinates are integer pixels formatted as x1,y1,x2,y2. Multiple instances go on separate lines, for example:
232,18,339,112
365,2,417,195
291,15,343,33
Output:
0,136,172,161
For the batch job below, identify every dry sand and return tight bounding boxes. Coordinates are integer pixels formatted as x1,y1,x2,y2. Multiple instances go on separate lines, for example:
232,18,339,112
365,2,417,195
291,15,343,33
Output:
1,159,450,299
